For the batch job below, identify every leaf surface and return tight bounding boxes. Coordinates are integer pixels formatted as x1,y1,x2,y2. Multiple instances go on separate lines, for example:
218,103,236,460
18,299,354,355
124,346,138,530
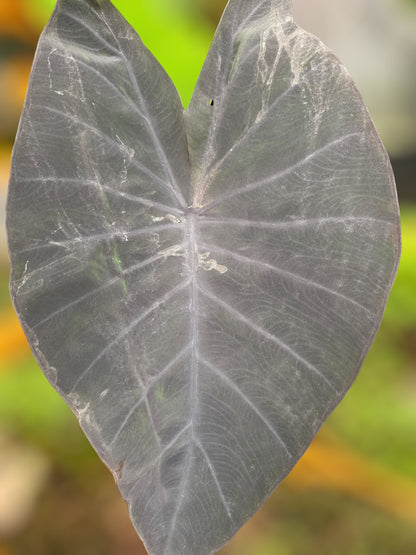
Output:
7,1,400,554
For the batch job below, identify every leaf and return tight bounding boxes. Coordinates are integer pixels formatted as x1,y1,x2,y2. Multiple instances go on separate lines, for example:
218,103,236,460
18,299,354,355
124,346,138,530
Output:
6,0,400,554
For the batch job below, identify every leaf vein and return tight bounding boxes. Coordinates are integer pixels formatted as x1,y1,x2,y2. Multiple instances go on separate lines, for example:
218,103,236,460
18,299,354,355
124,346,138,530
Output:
98,16,187,209
200,242,372,315
16,176,184,216
19,223,180,254
60,11,121,57
126,422,192,502
39,106,169,187
70,279,191,392
194,438,235,522
198,284,337,392
33,252,170,328
198,215,393,229
201,132,363,211
199,357,292,458
108,343,192,448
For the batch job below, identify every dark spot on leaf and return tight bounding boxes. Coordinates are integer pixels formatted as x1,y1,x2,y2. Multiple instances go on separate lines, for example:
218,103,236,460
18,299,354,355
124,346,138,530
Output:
163,450,186,470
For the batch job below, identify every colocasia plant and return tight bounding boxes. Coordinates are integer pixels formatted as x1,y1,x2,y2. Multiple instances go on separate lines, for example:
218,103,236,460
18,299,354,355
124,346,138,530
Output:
7,0,401,553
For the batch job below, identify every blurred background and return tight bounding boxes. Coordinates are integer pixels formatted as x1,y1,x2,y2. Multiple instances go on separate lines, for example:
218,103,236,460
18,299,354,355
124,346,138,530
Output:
0,0,415,553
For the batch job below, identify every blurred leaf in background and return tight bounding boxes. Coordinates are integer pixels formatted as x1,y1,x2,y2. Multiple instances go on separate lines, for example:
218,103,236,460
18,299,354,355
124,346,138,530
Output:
0,1,416,554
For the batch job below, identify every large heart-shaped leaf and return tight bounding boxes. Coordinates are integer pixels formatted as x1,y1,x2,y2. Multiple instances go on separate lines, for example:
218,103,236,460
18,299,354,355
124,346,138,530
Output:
7,0,400,553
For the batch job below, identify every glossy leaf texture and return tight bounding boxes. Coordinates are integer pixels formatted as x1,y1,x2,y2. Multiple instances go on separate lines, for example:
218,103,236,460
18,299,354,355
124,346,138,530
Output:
7,0,400,554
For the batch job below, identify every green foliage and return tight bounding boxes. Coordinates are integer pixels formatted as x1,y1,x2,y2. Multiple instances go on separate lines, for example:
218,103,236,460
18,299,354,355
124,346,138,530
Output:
383,206,416,327
111,0,214,106
0,359,72,441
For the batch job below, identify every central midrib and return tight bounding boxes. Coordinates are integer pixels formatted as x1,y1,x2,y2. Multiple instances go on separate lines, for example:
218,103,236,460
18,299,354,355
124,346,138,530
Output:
163,211,201,550
186,212,200,431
